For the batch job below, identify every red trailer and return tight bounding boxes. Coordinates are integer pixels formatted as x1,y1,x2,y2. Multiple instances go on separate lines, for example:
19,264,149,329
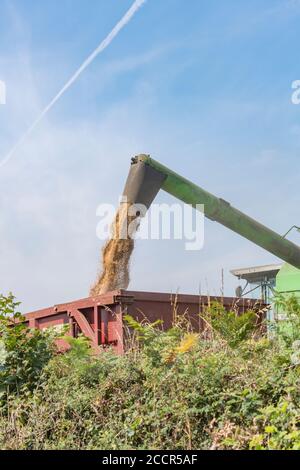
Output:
24,290,265,354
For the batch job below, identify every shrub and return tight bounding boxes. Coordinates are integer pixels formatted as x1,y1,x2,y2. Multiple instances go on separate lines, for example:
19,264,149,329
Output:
205,302,258,348
274,294,300,348
0,293,56,402
0,295,299,450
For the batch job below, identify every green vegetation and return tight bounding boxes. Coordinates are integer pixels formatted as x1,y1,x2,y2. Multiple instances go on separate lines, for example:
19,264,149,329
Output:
0,294,300,450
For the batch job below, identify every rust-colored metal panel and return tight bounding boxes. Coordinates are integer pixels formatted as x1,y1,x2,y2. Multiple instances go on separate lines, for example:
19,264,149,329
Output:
24,290,266,354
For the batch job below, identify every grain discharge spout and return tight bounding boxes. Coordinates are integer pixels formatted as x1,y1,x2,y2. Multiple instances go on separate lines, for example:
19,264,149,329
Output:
123,154,300,270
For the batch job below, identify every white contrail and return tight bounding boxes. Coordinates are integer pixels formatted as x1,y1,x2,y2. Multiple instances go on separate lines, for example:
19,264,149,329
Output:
0,0,146,169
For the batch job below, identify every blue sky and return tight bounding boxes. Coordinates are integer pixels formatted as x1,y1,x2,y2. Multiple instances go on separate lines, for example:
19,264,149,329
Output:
0,0,300,311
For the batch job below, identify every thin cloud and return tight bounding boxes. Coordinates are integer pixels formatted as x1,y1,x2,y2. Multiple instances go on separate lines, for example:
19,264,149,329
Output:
0,0,147,169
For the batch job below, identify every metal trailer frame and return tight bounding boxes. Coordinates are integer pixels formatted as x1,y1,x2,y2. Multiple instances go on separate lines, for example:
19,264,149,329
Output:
24,290,265,354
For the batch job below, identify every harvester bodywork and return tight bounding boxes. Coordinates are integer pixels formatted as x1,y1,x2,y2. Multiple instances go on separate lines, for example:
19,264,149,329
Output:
276,264,300,302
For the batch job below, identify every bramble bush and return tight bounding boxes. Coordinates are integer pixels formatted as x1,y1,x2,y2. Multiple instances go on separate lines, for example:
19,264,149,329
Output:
0,293,300,450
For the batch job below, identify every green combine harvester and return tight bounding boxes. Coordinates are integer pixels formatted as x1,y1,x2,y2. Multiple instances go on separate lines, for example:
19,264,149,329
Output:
123,154,300,309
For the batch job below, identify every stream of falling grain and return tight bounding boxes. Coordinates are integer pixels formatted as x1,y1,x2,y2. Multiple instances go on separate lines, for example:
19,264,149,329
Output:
90,203,139,296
